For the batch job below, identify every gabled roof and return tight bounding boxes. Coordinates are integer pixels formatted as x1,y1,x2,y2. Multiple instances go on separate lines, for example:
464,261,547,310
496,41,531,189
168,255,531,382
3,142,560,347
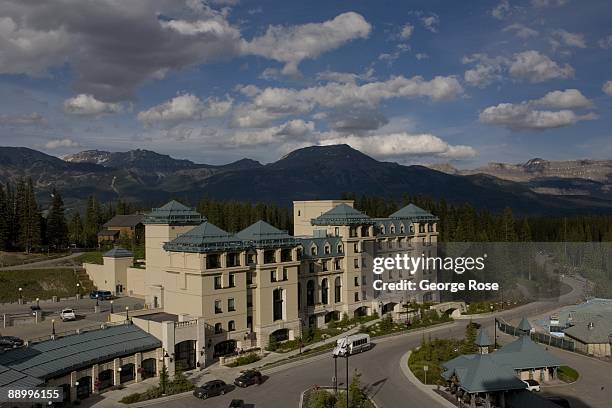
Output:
145,200,203,225
492,335,561,369
442,354,526,393
0,324,160,382
237,220,298,248
164,221,248,253
517,316,532,333
103,214,145,228
389,204,438,221
311,203,373,226
564,317,612,344
103,247,134,258
475,329,492,347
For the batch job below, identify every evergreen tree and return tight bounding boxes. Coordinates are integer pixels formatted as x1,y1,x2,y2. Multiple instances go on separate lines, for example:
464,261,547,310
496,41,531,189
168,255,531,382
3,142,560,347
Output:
17,178,41,253
0,185,8,249
46,188,68,249
69,212,85,247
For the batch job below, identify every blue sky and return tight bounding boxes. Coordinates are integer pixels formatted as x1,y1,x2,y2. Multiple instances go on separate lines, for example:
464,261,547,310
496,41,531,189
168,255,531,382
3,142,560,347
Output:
1,0,611,167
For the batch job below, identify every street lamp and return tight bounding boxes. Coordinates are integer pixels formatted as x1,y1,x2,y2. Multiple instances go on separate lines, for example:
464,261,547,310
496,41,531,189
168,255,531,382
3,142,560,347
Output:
110,300,114,314
51,319,56,337
76,283,80,298
95,294,99,307
125,306,129,322
18,287,23,303
36,297,40,308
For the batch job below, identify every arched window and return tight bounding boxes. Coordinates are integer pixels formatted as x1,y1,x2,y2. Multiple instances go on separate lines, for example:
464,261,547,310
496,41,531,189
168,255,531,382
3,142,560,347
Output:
214,323,222,334
321,278,329,305
380,224,385,234
390,224,396,234
334,277,341,303
307,280,315,306
311,244,318,256
337,244,343,253
400,224,405,233
228,320,235,331
273,288,284,321
324,243,331,255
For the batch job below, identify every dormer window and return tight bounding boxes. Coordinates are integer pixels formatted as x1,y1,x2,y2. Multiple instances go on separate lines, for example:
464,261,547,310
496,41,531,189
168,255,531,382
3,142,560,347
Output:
337,244,343,254
390,224,396,234
380,225,385,234
324,243,331,255
311,244,318,256
400,224,405,233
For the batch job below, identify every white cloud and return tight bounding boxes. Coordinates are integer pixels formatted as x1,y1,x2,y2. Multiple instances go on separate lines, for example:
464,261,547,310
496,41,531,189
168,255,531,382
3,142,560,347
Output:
415,53,429,60
63,94,121,116
603,81,612,96
231,74,463,128
503,23,539,39
227,119,315,146
420,14,439,33
316,68,375,84
0,112,45,126
551,29,586,49
532,89,592,109
319,133,477,159
479,89,596,131
137,94,232,125
400,23,415,40
492,0,511,19
323,108,389,132
242,12,371,76
508,50,574,82
598,35,612,49
45,138,81,149
532,0,568,7
160,19,240,37
462,54,506,88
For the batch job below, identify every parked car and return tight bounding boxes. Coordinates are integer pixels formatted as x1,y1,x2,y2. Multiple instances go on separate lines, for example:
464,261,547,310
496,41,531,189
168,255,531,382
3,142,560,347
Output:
0,336,24,351
193,380,228,399
228,400,245,408
89,290,112,300
234,369,262,387
60,308,76,321
523,379,541,392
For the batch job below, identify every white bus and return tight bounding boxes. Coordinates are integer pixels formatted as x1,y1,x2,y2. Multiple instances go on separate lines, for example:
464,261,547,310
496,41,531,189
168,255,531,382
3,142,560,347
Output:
332,334,372,357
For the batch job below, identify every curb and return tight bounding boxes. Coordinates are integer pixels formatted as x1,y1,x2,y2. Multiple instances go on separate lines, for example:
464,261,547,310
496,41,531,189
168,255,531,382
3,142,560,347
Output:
399,351,456,408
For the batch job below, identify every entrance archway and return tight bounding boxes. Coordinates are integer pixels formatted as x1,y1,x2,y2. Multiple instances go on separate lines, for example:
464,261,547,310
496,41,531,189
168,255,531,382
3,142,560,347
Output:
141,358,157,379
382,302,397,315
97,369,113,391
325,311,340,323
270,328,289,342
354,306,368,318
120,363,135,384
214,340,237,358
175,340,196,370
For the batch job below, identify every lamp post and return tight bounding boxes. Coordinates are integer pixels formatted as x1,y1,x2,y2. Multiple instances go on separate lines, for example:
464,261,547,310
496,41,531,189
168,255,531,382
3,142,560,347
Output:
110,300,114,314
51,319,56,337
125,306,129,322
95,294,99,307
18,287,23,304
76,283,80,299
36,297,40,308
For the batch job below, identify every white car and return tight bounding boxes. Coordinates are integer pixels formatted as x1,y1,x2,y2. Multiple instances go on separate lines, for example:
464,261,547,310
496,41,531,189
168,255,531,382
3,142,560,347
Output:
60,308,76,321
523,379,541,392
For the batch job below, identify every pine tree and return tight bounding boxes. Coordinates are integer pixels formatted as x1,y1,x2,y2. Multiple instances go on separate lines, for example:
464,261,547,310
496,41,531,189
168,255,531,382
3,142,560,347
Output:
46,188,68,249
17,178,41,253
69,212,85,247
0,185,8,250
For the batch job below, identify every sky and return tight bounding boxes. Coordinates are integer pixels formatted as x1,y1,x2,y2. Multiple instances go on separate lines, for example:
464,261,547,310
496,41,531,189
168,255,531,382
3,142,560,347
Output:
1,0,612,167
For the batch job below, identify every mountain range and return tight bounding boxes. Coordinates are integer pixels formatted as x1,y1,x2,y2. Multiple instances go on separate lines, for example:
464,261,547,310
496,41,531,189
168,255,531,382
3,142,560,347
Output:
1,145,612,216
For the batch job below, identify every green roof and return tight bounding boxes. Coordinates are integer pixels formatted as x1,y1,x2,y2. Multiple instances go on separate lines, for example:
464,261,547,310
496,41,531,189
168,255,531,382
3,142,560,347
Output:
0,324,160,382
237,220,298,248
311,203,373,226
492,336,561,369
103,247,134,258
145,200,203,225
389,204,438,221
442,354,526,393
475,329,493,347
0,364,42,388
164,221,248,253
563,317,612,344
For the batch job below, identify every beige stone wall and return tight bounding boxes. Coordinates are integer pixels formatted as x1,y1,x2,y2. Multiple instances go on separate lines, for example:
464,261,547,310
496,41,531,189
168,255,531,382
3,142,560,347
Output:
293,200,354,236
127,267,146,297
84,256,132,294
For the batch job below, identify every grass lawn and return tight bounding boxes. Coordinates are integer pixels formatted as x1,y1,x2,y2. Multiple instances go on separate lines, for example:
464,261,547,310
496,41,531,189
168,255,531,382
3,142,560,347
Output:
0,251,69,267
75,251,104,265
0,268,78,303
408,338,464,385
558,365,579,383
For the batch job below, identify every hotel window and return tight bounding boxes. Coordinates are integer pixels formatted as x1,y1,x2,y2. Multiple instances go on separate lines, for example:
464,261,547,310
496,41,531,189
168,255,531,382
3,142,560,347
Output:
247,271,253,285
410,225,415,233
311,245,318,256
334,277,342,303
354,276,359,287
337,244,343,253
354,292,359,302
214,300,222,314
228,298,235,312
419,224,425,233
248,253,256,265
321,278,329,305
309,262,315,273
282,267,288,281
214,276,222,290
270,270,277,282
307,280,315,306
400,225,405,233
228,320,235,332
428,224,434,232
390,225,395,234
228,273,235,288
380,225,385,234
353,243,359,253
334,227,340,236
273,288,284,321
354,259,359,269
214,323,222,334
334,259,341,270
322,261,328,271
324,244,331,255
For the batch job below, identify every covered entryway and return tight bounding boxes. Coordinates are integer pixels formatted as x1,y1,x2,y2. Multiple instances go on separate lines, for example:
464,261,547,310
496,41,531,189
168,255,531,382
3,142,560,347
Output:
59,384,70,403
354,306,368,318
97,369,113,391
175,340,196,370
382,302,397,315
141,358,157,379
120,363,135,384
76,376,91,400
325,311,340,323
214,340,237,358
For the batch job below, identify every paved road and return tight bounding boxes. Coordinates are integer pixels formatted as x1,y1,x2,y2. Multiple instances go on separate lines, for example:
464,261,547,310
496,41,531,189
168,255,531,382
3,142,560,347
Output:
0,252,83,270
134,276,611,408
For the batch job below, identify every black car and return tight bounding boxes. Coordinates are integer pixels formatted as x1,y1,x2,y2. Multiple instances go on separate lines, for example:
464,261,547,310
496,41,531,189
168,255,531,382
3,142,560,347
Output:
193,380,228,399
229,400,245,408
89,290,112,300
234,370,262,387
0,336,24,351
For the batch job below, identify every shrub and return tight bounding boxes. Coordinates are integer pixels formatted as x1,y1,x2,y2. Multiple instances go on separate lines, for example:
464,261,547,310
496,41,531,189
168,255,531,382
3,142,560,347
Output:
120,393,143,404
558,366,579,382
230,352,261,367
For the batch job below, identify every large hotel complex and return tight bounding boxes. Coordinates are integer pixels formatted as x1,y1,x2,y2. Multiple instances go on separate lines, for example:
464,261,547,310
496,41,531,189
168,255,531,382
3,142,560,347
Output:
84,199,439,373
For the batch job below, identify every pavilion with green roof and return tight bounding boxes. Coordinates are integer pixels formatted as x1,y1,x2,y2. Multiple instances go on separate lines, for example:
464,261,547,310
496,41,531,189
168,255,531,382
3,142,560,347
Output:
311,203,374,226
144,200,203,225
237,220,299,249
163,221,248,253
389,203,438,221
